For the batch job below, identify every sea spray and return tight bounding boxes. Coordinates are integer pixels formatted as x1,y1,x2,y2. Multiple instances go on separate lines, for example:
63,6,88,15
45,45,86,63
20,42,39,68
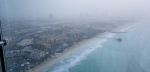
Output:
120,24,136,32
45,33,116,72
44,24,136,72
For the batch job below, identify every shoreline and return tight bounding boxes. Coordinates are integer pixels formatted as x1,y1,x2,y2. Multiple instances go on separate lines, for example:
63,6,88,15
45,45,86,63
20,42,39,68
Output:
28,23,135,72
28,33,103,72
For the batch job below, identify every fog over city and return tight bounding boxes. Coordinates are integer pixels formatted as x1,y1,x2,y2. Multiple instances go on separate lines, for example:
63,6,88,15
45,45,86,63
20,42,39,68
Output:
1,0,150,21
1,0,150,72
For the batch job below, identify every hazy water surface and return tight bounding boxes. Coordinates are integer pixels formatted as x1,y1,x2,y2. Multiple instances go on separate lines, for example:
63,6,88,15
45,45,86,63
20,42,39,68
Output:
46,21,150,72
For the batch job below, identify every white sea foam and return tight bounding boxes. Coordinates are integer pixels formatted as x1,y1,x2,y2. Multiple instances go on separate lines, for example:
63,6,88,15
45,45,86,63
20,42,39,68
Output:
121,24,136,32
45,24,136,72
46,33,115,72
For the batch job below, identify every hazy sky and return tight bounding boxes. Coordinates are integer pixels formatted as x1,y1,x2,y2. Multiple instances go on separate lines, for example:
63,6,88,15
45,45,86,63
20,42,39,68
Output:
1,0,150,21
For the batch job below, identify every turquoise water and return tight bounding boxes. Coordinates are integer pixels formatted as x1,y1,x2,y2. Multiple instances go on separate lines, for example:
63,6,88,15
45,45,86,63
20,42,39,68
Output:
46,21,150,72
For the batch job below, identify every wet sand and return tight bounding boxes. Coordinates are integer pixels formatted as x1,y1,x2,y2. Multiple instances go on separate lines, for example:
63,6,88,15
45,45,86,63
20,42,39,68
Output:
29,23,134,72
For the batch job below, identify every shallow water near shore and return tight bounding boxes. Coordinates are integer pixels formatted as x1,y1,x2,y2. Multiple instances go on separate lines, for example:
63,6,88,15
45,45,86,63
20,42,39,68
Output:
45,20,150,72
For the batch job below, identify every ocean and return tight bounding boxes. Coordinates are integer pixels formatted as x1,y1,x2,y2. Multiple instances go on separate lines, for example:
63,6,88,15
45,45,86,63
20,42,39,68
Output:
45,20,150,72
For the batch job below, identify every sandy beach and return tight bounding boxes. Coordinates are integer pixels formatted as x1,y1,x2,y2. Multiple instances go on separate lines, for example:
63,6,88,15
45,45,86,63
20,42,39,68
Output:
28,23,134,72
28,34,102,72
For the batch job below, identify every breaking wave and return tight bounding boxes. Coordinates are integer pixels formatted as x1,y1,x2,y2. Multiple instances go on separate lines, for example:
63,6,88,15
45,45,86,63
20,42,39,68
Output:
45,33,115,72
44,24,136,72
